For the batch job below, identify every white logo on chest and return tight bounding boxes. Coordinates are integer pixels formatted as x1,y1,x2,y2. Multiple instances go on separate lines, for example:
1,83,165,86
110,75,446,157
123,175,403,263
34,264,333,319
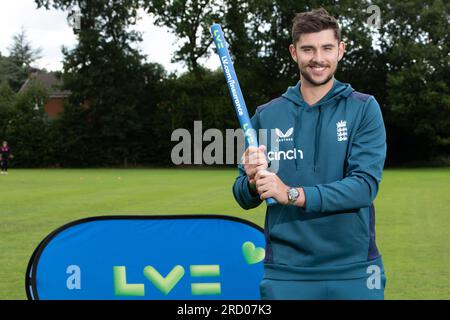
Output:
275,127,293,142
336,120,348,142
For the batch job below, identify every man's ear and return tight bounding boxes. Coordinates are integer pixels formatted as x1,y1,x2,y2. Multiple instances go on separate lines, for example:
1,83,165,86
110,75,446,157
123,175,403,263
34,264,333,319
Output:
338,41,346,62
289,44,298,63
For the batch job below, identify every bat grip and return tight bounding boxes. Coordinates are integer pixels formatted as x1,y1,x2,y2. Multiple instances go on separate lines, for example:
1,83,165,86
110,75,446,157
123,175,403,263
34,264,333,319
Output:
265,197,277,206
253,148,277,207
250,144,278,207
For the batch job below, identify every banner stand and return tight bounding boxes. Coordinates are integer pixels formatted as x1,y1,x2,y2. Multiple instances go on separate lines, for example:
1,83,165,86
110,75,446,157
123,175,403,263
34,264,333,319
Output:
26,215,266,300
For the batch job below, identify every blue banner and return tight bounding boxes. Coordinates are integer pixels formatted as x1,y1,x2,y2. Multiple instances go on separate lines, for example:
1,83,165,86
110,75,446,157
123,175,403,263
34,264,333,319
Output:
26,215,265,300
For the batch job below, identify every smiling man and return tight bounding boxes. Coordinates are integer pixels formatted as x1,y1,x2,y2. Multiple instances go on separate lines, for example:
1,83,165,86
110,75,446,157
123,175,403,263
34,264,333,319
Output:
233,8,387,300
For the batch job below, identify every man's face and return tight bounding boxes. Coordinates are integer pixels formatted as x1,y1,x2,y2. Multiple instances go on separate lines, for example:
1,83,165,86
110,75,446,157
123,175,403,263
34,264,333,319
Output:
289,29,345,86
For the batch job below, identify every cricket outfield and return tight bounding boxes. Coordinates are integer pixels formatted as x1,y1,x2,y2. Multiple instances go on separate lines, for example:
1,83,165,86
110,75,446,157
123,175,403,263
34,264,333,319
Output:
0,167,449,299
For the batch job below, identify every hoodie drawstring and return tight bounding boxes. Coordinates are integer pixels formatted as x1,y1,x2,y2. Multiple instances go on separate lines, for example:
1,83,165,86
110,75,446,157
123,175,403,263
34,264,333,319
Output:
294,106,301,170
313,105,322,172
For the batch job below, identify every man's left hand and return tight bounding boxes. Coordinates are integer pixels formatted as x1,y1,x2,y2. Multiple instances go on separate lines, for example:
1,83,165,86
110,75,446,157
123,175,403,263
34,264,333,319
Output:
255,170,289,205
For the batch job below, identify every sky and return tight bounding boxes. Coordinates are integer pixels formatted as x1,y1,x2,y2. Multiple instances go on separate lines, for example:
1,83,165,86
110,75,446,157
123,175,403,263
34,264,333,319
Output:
0,0,220,74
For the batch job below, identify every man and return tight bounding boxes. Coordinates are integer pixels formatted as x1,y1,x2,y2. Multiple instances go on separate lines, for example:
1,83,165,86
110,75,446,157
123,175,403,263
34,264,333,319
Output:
0,141,13,175
233,8,387,300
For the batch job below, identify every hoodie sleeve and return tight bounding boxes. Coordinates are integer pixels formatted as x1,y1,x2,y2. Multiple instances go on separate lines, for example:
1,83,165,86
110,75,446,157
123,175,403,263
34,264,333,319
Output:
303,96,387,213
232,109,263,210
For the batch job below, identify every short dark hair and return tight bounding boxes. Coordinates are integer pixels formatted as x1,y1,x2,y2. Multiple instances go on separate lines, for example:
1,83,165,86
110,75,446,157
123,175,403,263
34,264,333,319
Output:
291,8,341,44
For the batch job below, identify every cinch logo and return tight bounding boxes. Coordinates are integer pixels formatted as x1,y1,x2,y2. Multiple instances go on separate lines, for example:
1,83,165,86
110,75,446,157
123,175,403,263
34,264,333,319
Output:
267,148,304,161
337,120,348,142
275,127,294,143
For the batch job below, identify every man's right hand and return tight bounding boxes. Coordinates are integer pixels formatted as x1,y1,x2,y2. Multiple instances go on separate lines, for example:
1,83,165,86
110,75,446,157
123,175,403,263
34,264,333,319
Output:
241,145,268,185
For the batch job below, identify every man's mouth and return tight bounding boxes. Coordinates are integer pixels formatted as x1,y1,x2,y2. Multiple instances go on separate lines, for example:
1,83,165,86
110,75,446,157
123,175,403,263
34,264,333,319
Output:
308,65,328,74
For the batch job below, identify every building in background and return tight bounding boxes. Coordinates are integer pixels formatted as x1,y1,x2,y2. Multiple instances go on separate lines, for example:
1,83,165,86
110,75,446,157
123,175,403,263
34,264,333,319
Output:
19,69,71,119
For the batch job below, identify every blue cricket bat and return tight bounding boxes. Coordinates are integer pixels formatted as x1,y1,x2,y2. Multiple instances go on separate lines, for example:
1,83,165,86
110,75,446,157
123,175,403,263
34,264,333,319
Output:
210,24,277,207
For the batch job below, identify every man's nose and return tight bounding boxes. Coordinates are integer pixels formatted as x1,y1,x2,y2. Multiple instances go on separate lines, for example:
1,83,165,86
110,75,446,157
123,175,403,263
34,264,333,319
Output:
312,49,325,64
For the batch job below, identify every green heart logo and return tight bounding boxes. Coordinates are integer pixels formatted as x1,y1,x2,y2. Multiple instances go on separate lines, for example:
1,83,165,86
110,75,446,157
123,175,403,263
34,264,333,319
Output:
242,241,265,264
143,265,185,295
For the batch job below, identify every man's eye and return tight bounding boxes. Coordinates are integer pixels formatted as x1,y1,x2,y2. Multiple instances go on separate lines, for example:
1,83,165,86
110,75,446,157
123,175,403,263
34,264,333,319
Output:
324,47,333,51
303,48,312,52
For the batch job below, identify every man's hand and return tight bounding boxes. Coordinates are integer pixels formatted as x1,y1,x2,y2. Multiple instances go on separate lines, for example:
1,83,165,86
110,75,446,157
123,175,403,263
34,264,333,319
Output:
241,145,268,185
255,170,289,205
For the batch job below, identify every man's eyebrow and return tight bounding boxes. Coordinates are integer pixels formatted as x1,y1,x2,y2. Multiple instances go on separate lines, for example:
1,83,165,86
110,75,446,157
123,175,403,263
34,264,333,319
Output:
299,45,315,50
299,43,336,49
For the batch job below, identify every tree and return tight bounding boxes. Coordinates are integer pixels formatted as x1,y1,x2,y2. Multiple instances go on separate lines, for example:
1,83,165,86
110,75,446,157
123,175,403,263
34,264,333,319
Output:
5,82,57,167
8,27,42,69
144,0,223,78
0,83,16,138
36,0,152,166
374,0,450,164
32,0,449,167
134,62,169,165
0,53,28,91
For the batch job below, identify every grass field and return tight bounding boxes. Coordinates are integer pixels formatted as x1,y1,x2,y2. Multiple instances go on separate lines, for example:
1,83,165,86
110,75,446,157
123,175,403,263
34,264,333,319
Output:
0,167,449,300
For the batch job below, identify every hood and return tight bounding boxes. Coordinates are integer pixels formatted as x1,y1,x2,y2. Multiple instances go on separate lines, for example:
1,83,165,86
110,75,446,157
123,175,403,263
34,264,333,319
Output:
282,79,354,108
